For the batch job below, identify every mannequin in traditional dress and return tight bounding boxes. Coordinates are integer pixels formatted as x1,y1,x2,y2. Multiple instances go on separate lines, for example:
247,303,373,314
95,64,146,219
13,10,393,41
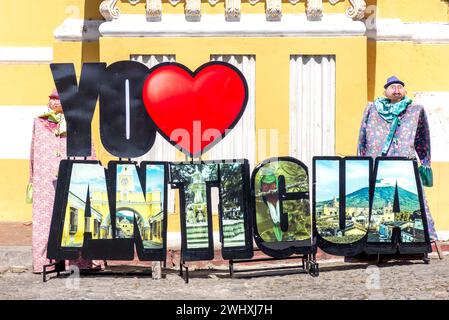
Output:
28,89,99,273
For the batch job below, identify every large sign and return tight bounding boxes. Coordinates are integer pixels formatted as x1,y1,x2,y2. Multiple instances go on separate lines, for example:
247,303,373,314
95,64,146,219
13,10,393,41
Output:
47,61,431,262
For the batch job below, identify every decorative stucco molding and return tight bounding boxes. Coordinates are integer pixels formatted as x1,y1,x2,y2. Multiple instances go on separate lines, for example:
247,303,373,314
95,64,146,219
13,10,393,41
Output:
99,0,367,21
266,0,282,21
54,19,102,41
185,0,201,20
306,0,323,19
346,0,366,20
100,0,120,21
328,0,366,20
225,0,241,21
146,0,162,21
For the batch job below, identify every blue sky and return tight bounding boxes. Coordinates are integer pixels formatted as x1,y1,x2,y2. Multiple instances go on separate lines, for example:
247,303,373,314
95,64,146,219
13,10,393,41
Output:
315,159,419,202
118,164,165,195
345,160,370,195
316,160,339,202
69,163,108,200
316,159,371,202
69,163,165,201
375,160,418,195
145,164,165,195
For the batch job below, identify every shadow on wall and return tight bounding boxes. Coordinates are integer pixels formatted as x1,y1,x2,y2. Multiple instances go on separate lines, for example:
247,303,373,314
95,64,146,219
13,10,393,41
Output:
82,0,102,63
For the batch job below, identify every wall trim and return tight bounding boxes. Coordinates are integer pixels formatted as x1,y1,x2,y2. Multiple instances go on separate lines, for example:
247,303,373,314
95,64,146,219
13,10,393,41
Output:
0,106,48,160
54,18,103,42
99,14,367,37
0,47,53,64
437,231,449,242
54,16,449,42
367,19,449,44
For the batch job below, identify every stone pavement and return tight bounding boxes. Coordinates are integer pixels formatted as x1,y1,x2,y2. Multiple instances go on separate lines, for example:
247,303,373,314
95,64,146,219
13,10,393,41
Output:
1,245,449,300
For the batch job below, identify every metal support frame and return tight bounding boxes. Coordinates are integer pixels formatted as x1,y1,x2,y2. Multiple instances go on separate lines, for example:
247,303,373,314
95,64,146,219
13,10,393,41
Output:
179,260,189,284
229,251,319,278
43,260,66,282
432,240,444,260
43,259,169,282
375,252,430,265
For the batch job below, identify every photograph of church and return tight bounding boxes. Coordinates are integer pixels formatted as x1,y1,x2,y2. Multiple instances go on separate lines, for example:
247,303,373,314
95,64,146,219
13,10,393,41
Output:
170,163,220,249
115,164,165,249
62,163,112,248
61,163,165,249
367,160,426,243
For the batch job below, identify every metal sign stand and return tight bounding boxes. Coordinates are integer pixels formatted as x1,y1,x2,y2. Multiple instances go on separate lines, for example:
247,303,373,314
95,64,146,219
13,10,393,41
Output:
229,250,319,278
179,259,190,284
42,259,167,282
42,260,66,282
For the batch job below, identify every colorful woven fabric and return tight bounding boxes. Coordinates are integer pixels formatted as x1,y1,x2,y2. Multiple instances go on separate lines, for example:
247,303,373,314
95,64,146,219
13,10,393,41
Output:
358,102,437,240
29,118,98,273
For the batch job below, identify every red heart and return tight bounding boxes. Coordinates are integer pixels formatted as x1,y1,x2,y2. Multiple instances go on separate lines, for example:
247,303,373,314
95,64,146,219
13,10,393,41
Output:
142,62,248,158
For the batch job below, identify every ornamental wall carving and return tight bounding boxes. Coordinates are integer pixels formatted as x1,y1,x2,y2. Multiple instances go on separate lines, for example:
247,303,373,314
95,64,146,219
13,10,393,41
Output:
99,0,367,21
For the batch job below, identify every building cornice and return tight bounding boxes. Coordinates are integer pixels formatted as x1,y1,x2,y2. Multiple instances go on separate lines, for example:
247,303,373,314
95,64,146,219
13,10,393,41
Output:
54,19,103,42
99,13,367,37
52,16,449,43
367,19,449,44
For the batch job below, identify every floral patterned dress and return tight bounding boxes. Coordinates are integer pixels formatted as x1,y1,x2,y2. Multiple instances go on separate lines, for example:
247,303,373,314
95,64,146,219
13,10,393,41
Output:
29,117,99,272
357,102,437,240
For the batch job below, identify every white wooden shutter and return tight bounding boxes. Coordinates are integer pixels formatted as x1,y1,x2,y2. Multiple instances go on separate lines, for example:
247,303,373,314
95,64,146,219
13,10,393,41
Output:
290,55,336,169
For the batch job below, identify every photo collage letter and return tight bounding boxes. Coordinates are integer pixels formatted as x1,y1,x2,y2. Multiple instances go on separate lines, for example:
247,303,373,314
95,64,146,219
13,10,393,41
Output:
47,61,431,263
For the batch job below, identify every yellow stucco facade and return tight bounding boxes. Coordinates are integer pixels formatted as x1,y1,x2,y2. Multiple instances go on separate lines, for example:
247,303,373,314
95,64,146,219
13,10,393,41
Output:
1,0,449,238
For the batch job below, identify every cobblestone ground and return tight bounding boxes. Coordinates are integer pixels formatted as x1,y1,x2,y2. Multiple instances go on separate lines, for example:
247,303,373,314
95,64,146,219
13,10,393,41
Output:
0,246,448,300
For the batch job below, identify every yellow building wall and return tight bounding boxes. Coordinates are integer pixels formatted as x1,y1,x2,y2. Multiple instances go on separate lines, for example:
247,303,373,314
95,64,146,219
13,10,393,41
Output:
1,0,81,46
61,205,86,247
375,0,449,22
0,160,30,221
0,0,101,223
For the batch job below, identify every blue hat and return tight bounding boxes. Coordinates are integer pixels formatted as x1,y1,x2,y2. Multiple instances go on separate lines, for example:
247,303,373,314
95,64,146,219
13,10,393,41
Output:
384,76,405,89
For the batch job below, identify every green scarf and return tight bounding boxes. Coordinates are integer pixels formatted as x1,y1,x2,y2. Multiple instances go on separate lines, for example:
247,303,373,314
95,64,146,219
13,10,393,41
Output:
374,96,412,123
373,96,432,186
38,110,67,136
374,97,412,156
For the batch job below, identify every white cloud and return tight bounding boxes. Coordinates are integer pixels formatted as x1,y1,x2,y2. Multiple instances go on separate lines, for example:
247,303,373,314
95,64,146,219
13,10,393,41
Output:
376,160,418,194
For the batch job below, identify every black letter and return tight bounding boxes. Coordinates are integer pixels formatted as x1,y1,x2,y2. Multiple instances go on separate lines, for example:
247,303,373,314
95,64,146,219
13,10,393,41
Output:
50,63,105,156
99,61,156,158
